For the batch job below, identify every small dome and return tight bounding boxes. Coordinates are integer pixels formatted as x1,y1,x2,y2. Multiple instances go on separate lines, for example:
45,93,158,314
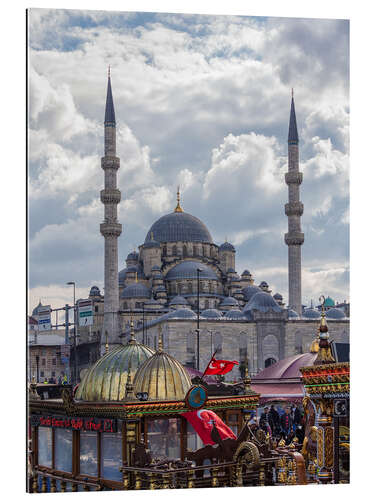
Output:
259,281,268,287
170,295,188,306
324,296,335,308
155,285,167,292
121,283,151,299
89,286,101,297
76,339,155,401
288,309,300,319
242,285,262,302
134,346,192,401
145,211,213,244
273,293,283,300
244,292,282,313
201,308,222,319
165,261,218,281
220,296,239,306
230,276,240,282
127,251,138,261
302,308,321,319
225,309,247,320
325,307,346,319
227,268,236,273
151,265,161,271
143,240,160,249
169,308,197,319
219,242,235,252
242,270,251,276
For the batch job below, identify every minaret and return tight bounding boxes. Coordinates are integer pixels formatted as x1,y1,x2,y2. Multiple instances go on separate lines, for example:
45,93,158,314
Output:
285,90,304,315
100,67,122,352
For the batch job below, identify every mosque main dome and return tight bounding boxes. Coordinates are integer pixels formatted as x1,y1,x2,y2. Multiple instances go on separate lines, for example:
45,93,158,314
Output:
144,211,213,244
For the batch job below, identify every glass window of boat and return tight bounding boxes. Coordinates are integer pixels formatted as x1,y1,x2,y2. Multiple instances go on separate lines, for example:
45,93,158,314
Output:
38,427,52,467
147,418,180,460
101,431,122,482
80,431,98,477
55,428,72,472
187,421,203,451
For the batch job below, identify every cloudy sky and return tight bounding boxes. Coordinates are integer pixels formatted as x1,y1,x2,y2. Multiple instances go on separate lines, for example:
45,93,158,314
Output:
28,8,349,313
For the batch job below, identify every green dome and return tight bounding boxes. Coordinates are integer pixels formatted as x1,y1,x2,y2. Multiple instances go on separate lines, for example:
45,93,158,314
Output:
324,296,335,307
75,337,154,402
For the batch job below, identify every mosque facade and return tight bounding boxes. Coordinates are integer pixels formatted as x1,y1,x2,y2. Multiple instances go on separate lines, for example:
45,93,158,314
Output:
30,73,350,381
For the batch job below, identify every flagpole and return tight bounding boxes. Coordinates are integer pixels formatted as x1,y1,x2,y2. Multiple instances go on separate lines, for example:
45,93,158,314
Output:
201,348,218,380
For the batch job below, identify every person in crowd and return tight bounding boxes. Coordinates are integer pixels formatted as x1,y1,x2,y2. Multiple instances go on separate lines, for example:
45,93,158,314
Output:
280,406,293,436
43,378,48,384
58,375,62,384
291,403,302,429
259,406,272,436
269,404,281,435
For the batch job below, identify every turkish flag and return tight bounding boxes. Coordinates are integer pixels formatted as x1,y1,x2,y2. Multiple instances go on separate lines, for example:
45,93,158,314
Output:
204,357,239,375
181,409,237,445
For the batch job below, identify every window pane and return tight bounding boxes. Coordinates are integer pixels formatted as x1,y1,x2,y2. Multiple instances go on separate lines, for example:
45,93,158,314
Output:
80,431,98,477
38,427,52,467
147,419,180,460
187,422,203,451
101,432,122,482
55,428,72,472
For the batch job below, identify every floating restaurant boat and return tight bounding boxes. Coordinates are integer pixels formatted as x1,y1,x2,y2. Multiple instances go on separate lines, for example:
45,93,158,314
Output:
28,326,308,492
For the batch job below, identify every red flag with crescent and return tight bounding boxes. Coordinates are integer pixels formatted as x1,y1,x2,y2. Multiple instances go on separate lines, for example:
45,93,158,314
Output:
181,409,236,445
204,357,239,375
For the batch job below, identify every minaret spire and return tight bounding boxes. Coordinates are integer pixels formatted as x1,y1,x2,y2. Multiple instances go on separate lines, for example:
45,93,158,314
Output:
100,69,122,353
285,92,304,315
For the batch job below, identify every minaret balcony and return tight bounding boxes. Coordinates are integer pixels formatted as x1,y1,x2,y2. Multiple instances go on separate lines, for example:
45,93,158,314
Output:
284,202,304,217
101,156,120,170
100,189,121,204
285,172,303,185
284,232,304,246
100,222,122,237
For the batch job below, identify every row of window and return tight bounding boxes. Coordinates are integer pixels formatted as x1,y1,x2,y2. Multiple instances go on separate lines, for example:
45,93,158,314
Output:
37,427,122,482
161,245,217,258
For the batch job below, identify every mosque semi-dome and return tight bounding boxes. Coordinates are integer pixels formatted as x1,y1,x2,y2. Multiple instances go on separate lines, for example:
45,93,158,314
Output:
326,307,346,319
288,308,300,319
133,343,192,400
244,291,282,313
75,337,155,401
201,308,222,319
225,309,247,320
170,295,188,306
302,308,321,319
165,260,218,281
242,285,262,302
144,211,213,244
169,308,197,320
120,283,151,299
220,296,239,306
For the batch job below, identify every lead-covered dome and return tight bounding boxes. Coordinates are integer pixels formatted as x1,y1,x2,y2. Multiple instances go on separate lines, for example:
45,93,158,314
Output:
302,308,321,319
325,307,346,319
242,285,262,302
145,211,213,244
120,283,151,299
165,261,218,281
244,291,282,313
133,344,192,401
75,337,155,401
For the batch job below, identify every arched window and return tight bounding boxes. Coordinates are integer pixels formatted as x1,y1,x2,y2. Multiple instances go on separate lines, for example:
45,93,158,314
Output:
183,245,188,258
123,301,128,309
188,282,193,294
172,245,177,256
265,357,277,368
205,299,209,309
193,246,198,257
162,246,167,257
213,332,223,356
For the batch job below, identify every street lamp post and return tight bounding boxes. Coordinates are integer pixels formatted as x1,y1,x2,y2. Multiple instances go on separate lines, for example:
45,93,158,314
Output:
36,355,40,383
196,267,202,371
67,281,78,385
142,302,145,344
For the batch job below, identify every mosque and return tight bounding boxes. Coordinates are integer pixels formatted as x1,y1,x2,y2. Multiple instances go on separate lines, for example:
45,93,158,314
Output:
31,72,350,381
